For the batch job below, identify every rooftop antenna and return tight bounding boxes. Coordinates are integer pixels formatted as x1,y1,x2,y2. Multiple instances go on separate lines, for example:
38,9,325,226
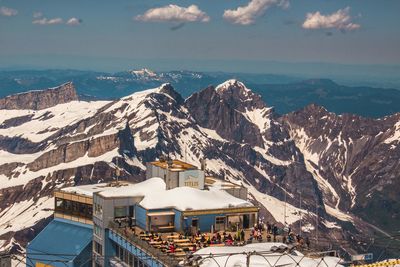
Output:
284,183,287,226
299,191,302,236
115,157,121,183
316,201,319,247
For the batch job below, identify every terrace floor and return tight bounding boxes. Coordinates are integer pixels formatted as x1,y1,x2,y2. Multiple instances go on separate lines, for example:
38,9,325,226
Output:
111,222,305,264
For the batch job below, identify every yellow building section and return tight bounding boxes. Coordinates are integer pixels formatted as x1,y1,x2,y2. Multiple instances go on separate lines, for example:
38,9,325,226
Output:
351,259,400,267
54,212,93,225
182,206,259,216
150,159,196,171
54,191,92,204
36,262,54,267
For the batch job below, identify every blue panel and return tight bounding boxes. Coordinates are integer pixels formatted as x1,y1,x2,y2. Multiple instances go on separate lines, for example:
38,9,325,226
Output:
26,218,92,267
173,209,182,231
104,229,116,266
135,205,147,230
185,213,226,233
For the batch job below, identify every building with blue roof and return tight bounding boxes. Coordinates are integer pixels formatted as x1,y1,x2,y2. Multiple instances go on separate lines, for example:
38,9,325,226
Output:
26,218,92,267
26,159,258,267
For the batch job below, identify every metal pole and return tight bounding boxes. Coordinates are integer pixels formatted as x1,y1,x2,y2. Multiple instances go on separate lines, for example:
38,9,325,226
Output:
316,201,318,247
284,185,287,226
246,252,251,267
299,192,302,236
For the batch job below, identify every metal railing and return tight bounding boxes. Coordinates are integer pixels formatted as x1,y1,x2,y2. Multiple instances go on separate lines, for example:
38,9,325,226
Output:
108,221,181,267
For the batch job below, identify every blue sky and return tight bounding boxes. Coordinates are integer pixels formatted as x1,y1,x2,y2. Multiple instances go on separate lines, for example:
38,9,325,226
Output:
1,0,400,73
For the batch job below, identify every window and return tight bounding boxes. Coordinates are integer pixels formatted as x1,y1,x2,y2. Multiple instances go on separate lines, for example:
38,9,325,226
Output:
128,253,133,267
55,198,92,220
116,244,125,261
94,241,102,256
94,223,102,238
215,216,226,231
55,198,64,209
216,217,226,224
94,203,103,216
114,206,127,218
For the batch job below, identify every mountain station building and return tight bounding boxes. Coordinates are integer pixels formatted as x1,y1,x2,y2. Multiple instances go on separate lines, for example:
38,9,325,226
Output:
26,159,258,267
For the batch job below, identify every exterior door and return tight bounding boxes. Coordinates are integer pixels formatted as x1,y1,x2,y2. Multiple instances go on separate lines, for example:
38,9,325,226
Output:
243,214,250,229
215,216,226,231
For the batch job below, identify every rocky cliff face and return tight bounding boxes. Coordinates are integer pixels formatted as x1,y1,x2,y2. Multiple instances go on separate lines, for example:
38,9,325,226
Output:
283,104,400,233
0,82,78,110
0,81,398,258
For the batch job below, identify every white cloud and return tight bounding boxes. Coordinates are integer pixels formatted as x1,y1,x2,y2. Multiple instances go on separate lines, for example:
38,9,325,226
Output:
33,12,43,19
66,17,81,26
32,17,64,25
135,4,210,23
223,0,289,25
32,16,82,26
302,7,360,31
0,6,18,17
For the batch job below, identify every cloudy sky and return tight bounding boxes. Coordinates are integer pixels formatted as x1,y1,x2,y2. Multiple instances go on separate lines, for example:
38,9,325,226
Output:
1,0,399,72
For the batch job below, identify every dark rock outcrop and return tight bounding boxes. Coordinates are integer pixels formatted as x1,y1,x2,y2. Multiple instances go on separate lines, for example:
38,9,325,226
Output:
0,82,78,110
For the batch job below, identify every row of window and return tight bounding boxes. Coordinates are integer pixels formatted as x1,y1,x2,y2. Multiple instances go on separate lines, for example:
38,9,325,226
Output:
94,203,103,216
94,241,103,255
55,198,93,219
94,223,102,238
114,205,135,218
115,243,150,267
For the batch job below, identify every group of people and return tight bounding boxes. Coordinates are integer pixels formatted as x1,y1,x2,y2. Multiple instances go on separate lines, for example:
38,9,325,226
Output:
247,221,311,250
134,220,312,257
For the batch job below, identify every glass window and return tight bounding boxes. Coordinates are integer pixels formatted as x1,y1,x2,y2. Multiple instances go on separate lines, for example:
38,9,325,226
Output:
216,217,225,224
124,249,129,264
94,203,103,216
128,254,133,267
94,241,102,255
114,206,127,218
55,198,64,210
94,224,102,237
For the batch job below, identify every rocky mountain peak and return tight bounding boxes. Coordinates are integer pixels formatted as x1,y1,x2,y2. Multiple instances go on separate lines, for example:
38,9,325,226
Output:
302,103,329,114
0,82,78,110
214,79,267,111
215,79,250,93
156,83,184,105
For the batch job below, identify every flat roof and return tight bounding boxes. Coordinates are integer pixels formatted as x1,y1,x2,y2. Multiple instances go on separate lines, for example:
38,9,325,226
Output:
61,182,133,197
136,179,252,211
149,159,197,171
62,178,254,212
98,178,164,198
205,176,243,190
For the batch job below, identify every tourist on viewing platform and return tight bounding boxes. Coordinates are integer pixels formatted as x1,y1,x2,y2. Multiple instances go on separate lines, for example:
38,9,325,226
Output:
240,229,245,241
216,232,222,242
267,221,271,233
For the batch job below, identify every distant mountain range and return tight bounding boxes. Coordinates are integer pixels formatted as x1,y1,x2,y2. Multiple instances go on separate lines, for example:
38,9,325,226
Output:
0,81,399,259
0,69,399,118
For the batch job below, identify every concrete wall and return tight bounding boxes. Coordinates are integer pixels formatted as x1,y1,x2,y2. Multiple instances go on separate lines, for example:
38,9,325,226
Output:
146,163,206,190
224,187,248,200
178,169,205,189
93,193,143,266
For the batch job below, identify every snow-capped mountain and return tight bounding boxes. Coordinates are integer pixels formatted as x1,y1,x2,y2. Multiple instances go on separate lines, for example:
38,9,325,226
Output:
0,81,398,257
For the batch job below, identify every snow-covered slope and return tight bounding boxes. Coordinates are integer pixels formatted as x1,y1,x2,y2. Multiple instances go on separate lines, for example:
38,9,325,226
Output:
0,81,398,258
